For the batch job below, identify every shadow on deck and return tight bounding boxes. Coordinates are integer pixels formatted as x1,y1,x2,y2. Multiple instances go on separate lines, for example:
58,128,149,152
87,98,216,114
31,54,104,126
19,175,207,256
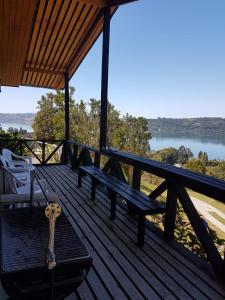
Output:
18,165,225,299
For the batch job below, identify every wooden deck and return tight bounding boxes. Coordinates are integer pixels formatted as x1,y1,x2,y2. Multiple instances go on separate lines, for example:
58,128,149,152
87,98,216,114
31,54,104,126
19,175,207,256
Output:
3,164,224,300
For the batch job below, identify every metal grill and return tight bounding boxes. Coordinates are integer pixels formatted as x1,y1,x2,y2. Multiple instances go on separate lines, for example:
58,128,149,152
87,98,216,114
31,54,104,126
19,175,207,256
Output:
1,207,90,273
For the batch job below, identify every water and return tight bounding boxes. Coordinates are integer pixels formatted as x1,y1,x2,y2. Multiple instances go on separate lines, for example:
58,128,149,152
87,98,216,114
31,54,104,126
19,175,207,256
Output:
150,135,225,160
0,123,33,132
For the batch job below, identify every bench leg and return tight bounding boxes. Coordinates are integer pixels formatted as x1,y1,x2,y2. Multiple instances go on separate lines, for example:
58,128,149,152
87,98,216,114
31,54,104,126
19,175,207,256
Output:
109,189,116,220
78,168,83,188
137,213,146,247
91,177,96,201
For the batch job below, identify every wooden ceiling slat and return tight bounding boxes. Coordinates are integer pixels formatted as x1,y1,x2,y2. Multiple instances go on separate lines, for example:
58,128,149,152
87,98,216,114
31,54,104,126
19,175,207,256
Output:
26,0,47,68
6,0,17,82
3,0,14,85
13,0,36,85
37,0,71,86
40,1,80,74
30,1,54,69
57,6,99,73
53,11,103,89
29,0,54,85
30,72,38,85
68,14,103,76
35,1,63,69
47,2,88,72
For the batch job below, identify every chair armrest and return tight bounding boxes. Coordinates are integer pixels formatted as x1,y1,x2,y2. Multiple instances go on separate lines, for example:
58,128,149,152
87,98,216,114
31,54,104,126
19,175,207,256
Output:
12,153,32,165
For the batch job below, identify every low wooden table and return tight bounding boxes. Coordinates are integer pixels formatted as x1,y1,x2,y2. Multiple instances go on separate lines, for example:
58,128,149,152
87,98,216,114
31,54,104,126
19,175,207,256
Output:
0,207,92,300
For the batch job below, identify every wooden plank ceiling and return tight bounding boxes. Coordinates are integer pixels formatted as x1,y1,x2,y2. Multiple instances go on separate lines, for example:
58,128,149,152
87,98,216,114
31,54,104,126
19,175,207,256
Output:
0,0,137,90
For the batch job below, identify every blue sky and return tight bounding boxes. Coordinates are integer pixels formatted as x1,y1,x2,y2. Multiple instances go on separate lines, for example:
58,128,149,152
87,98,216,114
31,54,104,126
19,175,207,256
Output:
1,0,225,118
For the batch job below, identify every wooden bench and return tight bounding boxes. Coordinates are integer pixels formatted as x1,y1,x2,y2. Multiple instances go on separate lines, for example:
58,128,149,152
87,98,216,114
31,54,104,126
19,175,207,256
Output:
78,165,166,246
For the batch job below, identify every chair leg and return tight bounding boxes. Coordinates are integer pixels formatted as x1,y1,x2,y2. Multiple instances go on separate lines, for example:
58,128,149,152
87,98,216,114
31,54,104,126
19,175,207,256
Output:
91,177,96,201
137,213,145,247
109,189,116,220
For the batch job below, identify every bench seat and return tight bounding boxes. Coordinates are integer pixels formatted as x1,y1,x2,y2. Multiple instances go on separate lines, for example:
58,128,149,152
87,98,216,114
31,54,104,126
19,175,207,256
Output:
78,165,166,246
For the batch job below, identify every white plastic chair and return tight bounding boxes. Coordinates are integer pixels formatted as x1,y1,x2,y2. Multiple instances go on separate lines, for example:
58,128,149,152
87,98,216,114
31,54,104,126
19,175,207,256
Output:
2,167,46,196
0,155,30,182
2,148,33,170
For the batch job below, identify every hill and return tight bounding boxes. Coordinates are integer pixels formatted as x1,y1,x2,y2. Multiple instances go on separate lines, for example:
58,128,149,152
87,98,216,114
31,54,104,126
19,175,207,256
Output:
0,113,35,126
148,118,225,137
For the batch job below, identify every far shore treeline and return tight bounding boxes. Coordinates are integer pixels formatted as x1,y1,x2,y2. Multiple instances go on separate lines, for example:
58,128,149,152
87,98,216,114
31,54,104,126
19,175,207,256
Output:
2,113,225,138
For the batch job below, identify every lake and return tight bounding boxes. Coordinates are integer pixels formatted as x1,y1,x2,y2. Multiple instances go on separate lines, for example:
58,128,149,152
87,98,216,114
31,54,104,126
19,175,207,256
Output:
150,135,225,160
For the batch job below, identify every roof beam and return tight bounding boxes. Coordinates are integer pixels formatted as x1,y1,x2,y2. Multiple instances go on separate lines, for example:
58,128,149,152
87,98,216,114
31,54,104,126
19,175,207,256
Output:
105,0,139,7
79,0,139,7
24,67,64,76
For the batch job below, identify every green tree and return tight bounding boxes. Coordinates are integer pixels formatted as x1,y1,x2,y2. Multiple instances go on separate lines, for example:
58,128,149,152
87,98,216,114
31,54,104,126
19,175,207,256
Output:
150,147,178,164
177,145,193,165
198,151,208,166
185,158,206,174
0,129,26,154
33,87,75,139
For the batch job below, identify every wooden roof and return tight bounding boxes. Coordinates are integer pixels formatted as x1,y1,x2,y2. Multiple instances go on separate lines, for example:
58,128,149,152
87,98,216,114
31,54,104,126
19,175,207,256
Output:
0,0,137,90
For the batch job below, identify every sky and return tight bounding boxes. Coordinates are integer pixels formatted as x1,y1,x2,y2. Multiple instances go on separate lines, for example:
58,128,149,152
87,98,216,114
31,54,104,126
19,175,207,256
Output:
1,0,225,118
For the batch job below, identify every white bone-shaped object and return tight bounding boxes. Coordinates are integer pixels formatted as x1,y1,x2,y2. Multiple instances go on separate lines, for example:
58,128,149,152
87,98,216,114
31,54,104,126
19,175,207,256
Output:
45,203,61,270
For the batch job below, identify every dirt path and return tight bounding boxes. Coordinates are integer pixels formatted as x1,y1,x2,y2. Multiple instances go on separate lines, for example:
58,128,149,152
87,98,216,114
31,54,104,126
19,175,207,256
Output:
191,197,225,233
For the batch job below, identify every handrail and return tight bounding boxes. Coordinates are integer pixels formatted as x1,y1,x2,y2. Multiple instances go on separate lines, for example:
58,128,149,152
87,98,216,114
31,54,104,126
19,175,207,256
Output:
102,148,225,203
67,140,100,154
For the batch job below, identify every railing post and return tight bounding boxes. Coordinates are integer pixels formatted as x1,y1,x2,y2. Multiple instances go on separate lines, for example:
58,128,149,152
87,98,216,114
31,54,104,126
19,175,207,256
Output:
42,140,45,165
94,152,101,168
132,166,141,191
164,184,177,240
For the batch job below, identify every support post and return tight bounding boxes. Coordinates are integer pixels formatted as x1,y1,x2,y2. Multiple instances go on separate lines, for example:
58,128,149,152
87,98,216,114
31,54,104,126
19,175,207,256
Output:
99,7,111,150
64,72,70,164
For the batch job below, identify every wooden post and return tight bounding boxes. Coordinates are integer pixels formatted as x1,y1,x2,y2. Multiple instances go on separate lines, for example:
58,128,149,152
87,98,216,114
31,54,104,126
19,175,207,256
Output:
64,72,70,164
132,166,141,190
99,7,111,150
164,185,177,240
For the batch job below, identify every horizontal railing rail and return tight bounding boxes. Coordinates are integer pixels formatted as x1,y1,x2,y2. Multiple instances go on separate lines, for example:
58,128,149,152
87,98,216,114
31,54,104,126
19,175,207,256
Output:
67,141,225,280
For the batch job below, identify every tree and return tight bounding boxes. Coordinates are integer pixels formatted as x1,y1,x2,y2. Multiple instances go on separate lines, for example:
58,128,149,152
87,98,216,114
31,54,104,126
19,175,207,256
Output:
150,147,178,165
116,114,150,156
33,87,75,139
0,129,26,155
185,158,206,174
198,151,208,166
177,145,193,165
